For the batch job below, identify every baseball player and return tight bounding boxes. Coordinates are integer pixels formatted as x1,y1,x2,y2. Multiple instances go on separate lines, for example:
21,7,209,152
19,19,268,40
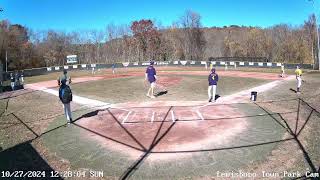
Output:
112,63,116,74
92,67,95,75
58,79,73,124
58,69,72,86
57,70,73,124
10,73,15,90
208,68,219,102
280,63,285,77
295,65,302,93
145,61,157,98
20,70,24,84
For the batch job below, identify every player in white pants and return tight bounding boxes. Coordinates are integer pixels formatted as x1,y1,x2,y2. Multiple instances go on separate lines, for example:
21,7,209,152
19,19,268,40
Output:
208,68,219,102
295,66,302,93
10,73,15,90
63,103,72,123
280,63,285,77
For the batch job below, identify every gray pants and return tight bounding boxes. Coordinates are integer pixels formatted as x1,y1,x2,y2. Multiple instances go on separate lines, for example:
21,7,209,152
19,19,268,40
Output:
208,85,217,100
63,103,72,122
11,82,15,90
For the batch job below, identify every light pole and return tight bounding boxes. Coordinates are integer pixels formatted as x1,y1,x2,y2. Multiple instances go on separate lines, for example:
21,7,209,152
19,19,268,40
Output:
316,17,320,70
309,0,320,70
5,50,7,72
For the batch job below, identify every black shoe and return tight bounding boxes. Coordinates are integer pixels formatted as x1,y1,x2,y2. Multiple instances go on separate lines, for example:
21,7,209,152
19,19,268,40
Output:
208,97,212,102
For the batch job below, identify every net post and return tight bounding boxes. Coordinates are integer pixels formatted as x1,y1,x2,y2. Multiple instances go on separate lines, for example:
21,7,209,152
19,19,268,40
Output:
171,110,175,122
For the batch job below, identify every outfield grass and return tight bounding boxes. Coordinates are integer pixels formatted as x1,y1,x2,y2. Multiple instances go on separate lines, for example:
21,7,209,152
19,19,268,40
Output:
69,75,270,104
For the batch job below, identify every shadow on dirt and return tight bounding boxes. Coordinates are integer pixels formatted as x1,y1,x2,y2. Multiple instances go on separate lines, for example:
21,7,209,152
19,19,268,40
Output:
289,88,297,93
0,141,62,179
155,90,168,97
215,94,220,100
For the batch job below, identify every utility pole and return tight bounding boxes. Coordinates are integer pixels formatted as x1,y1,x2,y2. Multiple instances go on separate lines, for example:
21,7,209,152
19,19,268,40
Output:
5,50,7,72
316,16,320,70
309,0,320,70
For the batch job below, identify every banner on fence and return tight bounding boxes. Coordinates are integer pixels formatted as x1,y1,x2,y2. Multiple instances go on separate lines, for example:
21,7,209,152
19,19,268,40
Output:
180,61,187,65
47,67,52,71
157,61,170,65
54,66,60,70
122,62,129,67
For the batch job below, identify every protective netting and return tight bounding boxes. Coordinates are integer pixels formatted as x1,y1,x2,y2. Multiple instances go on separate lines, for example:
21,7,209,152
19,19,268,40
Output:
1,90,319,179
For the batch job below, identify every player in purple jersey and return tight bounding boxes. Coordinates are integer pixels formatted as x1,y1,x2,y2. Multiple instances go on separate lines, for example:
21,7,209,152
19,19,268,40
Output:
208,68,219,102
145,61,157,98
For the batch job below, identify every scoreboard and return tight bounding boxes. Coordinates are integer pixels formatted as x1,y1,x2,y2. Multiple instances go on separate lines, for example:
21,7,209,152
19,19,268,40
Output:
66,55,77,64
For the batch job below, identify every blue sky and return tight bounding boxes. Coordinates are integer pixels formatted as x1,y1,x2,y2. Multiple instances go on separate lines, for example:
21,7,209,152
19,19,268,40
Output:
0,0,318,31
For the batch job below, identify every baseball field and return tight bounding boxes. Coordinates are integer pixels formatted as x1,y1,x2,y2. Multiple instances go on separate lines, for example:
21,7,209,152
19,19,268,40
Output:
0,66,320,179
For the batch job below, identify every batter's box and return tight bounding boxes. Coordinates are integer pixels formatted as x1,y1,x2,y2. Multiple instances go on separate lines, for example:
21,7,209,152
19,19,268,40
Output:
170,106,203,121
109,107,170,124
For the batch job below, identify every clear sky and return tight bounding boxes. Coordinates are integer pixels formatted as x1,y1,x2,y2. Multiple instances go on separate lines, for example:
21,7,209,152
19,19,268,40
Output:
0,0,318,31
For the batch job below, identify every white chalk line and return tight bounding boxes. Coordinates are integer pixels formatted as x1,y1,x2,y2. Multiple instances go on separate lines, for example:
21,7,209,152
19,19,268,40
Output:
171,110,175,122
151,112,155,123
122,111,132,124
196,110,205,121
25,84,111,109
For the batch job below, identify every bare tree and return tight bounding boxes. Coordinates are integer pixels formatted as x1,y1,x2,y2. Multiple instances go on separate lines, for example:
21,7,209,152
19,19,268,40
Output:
179,10,206,60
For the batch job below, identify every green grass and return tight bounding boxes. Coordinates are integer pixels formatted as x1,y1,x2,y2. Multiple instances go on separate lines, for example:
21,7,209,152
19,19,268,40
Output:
70,75,270,104
24,70,100,84
2,66,305,85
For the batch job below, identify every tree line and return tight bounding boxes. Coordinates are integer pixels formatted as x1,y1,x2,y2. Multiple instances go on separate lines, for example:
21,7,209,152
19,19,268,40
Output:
0,10,318,71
